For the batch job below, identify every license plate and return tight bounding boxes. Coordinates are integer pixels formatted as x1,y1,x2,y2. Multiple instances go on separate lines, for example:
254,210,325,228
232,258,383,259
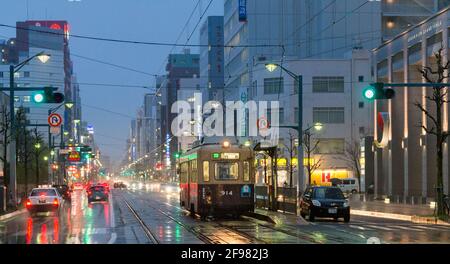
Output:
39,199,46,204
328,208,337,214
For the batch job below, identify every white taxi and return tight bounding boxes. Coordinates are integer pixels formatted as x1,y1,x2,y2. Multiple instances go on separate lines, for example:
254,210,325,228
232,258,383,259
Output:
26,187,64,216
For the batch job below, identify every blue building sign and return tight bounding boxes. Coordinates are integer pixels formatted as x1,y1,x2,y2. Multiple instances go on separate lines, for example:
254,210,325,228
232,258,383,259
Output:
239,0,247,22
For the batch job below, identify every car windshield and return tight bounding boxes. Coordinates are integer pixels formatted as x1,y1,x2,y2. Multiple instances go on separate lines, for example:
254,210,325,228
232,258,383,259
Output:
30,189,57,197
314,188,345,200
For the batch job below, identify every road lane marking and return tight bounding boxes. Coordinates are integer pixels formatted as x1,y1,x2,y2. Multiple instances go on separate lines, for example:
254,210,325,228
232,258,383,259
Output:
109,192,115,228
108,232,117,244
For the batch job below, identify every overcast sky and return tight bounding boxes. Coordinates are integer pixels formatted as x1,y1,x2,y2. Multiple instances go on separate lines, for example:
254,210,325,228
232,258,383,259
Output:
1,0,224,165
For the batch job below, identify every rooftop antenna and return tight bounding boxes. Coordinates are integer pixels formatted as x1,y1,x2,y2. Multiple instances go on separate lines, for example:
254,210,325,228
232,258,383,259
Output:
26,0,29,19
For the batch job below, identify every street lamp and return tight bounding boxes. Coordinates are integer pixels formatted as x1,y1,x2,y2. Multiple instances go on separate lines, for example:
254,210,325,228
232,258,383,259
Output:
8,51,51,206
263,62,304,198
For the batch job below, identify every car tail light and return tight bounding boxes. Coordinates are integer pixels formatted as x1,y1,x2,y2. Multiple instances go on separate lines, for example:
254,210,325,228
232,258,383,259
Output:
53,198,59,206
26,199,32,207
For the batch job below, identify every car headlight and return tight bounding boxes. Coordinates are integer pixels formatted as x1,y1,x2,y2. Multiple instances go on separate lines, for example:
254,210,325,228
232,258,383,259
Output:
312,200,321,207
165,186,173,193
343,201,349,208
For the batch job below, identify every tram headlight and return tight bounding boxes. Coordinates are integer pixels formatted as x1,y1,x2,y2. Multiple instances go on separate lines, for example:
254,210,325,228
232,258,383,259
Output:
222,140,231,148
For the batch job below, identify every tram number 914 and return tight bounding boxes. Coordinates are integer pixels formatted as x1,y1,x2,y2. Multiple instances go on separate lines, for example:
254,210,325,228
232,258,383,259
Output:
220,190,233,196
225,249,269,261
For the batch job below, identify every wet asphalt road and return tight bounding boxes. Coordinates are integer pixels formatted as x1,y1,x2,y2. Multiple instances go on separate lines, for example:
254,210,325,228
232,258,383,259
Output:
1,186,450,244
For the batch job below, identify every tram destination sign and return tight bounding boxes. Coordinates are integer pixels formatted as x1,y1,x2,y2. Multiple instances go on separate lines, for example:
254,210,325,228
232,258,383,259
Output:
212,153,240,160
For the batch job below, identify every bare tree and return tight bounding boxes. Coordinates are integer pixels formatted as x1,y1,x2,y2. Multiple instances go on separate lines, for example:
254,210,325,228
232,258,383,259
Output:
16,107,32,195
414,47,449,218
285,131,296,188
0,104,11,187
303,129,323,185
339,141,362,192
31,128,46,186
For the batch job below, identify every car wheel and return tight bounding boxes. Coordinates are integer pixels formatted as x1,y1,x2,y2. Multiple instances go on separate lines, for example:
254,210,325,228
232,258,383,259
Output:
351,189,357,194
300,211,306,218
309,210,315,222
344,214,350,223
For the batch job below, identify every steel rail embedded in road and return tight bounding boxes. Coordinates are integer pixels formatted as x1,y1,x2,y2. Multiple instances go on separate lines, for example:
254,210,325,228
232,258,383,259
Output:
150,203,217,244
123,199,160,244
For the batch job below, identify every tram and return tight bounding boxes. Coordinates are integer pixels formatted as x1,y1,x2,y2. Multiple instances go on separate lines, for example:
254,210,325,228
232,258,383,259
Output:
178,139,255,219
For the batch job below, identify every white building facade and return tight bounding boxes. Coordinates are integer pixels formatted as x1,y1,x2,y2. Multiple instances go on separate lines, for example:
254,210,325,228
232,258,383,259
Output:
252,49,373,189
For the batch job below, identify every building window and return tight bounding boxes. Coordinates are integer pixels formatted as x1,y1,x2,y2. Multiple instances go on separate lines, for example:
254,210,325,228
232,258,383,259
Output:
312,77,344,93
14,96,20,102
359,126,365,135
0,72,3,78
313,107,345,124
23,96,31,102
264,77,284,94
358,102,364,108
24,72,30,78
315,139,345,154
358,76,364,82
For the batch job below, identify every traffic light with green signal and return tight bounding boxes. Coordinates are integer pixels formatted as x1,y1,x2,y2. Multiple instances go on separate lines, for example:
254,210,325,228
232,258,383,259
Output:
174,152,181,159
32,87,65,104
363,83,395,101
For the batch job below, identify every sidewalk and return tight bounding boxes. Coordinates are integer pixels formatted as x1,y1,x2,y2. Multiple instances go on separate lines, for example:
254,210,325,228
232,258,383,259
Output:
349,197,449,225
0,208,26,221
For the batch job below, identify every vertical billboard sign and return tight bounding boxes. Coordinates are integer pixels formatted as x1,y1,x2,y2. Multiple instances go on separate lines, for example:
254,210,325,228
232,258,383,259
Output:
239,0,247,22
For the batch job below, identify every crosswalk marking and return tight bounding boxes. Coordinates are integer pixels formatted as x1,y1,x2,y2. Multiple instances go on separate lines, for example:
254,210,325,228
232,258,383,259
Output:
366,225,394,231
337,223,450,232
389,225,424,232
349,225,372,231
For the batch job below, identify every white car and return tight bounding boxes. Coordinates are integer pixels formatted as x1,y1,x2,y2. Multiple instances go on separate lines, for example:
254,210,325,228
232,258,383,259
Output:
26,188,64,216
336,178,359,194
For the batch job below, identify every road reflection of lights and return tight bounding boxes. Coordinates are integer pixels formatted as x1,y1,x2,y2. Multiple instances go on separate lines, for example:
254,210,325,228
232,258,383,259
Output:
38,224,48,244
26,218,33,244
104,203,110,226
310,232,327,244
53,218,60,244
175,226,181,242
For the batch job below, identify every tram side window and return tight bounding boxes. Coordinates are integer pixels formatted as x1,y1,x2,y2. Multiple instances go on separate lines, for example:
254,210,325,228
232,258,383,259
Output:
180,162,188,183
203,161,210,182
243,161,250,182
215,162,239,180
191,160,198,182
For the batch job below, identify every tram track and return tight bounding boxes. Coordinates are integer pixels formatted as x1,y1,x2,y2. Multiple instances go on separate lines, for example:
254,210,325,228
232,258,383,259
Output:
127,189,300,244
123,199,160,244
124,190,216,244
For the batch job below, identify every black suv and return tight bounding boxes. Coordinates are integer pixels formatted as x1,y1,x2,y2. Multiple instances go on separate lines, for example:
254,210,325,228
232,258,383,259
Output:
300,186,350,222
52,184,72,202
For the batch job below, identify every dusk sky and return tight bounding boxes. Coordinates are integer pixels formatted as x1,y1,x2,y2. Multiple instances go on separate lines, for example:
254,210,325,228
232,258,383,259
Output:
1,0,223,165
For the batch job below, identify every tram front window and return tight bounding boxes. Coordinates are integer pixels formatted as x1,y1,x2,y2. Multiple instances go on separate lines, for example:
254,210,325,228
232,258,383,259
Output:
215,162,239,180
